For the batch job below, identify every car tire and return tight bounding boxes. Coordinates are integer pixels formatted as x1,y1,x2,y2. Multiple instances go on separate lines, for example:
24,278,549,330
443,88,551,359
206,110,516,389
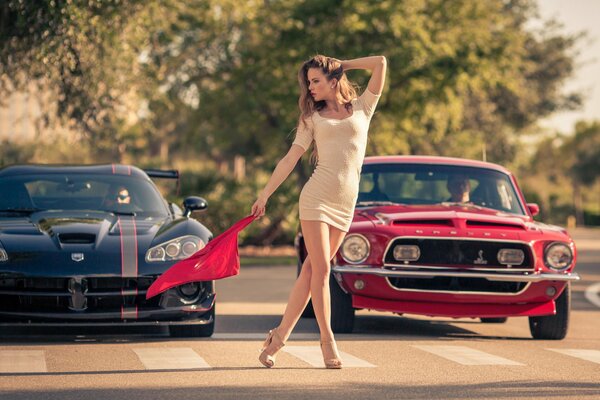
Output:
480,317,508,323
330,276,355,333
301,300,316,318
169,306,215,338
529,284,570,340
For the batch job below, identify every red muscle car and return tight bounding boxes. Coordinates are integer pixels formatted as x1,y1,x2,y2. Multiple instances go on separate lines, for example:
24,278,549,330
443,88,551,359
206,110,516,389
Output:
295,156,580,339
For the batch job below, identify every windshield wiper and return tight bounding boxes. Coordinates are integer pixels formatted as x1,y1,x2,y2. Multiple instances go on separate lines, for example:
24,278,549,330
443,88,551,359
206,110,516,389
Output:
356,201,402,207
0,208,44,214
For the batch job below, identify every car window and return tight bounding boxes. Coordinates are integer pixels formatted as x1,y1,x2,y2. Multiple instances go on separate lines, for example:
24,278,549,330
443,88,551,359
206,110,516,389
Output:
357,164,525,215
0,173,169,217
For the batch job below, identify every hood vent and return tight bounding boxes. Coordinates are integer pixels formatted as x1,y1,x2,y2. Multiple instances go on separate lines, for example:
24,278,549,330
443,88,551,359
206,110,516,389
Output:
58,233,96,244
393,219,453,227
466,220,524,230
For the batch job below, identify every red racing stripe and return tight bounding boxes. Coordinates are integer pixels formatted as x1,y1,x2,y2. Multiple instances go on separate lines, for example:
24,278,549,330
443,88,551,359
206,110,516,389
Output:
118,215,139,320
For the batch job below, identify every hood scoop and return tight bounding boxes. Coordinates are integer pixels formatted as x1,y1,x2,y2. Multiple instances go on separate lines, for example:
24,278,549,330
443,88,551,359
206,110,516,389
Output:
393,219,453,227
58,233,96,244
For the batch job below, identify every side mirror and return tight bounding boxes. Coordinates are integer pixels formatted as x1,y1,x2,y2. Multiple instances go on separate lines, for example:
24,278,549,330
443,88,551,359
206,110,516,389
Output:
183,196,208,217
527,203,540,217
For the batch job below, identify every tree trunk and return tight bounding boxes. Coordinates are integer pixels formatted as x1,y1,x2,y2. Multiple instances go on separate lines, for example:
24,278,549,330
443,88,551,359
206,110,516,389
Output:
573,183,585,227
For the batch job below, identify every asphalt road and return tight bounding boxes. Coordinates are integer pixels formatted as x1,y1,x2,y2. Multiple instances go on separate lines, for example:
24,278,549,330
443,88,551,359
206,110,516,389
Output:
0,228,599,400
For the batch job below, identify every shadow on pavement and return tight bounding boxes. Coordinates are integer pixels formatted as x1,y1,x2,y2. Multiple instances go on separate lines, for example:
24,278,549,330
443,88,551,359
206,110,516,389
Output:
0,313,532,344
0,381,599,399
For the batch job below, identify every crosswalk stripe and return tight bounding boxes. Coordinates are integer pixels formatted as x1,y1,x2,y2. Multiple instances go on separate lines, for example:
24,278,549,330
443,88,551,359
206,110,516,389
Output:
412,345,523,366
212,333,320,340
548,349,600,364
133,348,211,370
0,350,47,373
283,346,376,368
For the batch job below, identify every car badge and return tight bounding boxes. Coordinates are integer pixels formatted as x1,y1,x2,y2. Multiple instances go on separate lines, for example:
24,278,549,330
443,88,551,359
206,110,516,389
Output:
473,250,488,265
71,253,85,262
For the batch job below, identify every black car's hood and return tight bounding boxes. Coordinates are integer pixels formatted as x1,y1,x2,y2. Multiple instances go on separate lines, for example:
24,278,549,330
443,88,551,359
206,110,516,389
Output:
0,210,169,276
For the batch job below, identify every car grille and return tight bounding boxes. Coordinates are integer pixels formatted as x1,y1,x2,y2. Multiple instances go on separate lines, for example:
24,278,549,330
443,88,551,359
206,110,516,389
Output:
386,276,528,294
0,277,162,315
383,238,534,271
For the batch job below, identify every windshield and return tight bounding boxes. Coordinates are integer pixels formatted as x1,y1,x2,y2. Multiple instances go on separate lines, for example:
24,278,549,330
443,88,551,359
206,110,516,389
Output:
0,173,169,217
357,163,526,216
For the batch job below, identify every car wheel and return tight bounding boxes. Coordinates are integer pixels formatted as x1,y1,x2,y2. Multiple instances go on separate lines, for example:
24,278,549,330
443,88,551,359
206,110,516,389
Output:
480,317,508,323
529,284,570,340
330,275,355,333
169,307,215,338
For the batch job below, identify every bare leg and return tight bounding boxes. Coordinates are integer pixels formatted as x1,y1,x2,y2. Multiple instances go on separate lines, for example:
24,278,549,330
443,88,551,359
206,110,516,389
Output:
277,222,347,342
277,255,313,342
300,220,340,342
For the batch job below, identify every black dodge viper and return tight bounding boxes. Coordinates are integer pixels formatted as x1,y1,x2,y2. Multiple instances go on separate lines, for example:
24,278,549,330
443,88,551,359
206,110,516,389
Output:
0,164,215,337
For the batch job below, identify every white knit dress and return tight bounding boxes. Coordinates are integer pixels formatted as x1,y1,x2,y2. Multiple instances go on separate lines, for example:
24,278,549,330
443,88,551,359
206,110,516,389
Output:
292,88,381,232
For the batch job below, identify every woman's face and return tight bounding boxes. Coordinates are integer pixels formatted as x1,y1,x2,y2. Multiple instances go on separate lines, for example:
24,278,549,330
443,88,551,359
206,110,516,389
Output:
307,68,334,102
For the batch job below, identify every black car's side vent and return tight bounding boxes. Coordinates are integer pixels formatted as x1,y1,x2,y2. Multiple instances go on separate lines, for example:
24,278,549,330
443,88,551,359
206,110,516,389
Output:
58,233,96,244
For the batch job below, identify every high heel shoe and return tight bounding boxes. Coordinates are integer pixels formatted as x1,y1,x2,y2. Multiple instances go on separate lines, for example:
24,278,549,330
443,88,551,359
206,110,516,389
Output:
320,340,343,369
259,328,285,368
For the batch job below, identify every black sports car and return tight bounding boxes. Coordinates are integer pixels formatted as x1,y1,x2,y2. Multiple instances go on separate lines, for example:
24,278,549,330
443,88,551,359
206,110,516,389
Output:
0,164,215,337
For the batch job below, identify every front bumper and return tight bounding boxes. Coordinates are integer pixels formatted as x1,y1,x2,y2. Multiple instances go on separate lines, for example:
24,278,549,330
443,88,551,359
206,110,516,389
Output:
332,265,581,282
332,265,579,317
0,292,215,326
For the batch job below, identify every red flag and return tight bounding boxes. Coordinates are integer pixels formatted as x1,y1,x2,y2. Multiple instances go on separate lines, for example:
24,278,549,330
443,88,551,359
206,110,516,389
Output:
146,214,257,299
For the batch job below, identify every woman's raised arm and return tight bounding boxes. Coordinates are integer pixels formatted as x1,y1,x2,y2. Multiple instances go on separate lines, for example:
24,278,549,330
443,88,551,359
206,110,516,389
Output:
340,56,387,95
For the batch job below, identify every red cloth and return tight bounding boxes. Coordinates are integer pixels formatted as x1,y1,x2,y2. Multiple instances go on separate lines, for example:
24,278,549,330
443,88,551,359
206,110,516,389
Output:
146,214,257,299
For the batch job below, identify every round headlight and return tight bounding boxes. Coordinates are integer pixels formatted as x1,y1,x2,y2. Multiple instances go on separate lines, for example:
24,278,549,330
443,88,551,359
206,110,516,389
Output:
340,234,370,264
165,242,181,258
181,240,198,257
545,242,573,270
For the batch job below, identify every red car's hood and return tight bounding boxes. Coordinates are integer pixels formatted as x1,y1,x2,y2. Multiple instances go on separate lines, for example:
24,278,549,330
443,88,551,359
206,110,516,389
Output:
356,204,529,230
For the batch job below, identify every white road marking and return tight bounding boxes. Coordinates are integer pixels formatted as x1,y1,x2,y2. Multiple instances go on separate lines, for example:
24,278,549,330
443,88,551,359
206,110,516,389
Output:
584,282,600,308
549,349,600,364
283,345,376,368
412,345,524,366
133,348,210,370
0,350,47,373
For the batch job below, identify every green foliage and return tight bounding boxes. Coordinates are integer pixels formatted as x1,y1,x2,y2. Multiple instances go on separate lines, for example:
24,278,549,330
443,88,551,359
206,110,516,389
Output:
0,0,589,237
523,120,600,225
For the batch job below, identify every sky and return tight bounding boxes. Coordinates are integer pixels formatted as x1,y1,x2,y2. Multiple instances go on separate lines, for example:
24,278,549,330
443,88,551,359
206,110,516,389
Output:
536,0,600,134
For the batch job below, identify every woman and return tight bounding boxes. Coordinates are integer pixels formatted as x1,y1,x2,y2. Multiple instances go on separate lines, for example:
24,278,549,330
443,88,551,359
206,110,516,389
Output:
251,54,387,369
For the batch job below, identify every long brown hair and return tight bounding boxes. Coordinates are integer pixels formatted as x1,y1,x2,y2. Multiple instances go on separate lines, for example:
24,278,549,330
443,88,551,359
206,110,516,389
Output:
297,55,358,165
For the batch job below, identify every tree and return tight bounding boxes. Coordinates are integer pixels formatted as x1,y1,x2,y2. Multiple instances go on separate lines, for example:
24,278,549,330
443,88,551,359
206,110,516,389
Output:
0,0,587,241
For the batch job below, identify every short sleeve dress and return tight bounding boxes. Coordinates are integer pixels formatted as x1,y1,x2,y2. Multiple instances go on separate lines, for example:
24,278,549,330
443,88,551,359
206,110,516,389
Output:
292,88,381,232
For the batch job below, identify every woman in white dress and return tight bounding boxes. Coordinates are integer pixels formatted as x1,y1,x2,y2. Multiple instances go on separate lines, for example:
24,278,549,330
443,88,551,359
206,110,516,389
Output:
251,54,386,369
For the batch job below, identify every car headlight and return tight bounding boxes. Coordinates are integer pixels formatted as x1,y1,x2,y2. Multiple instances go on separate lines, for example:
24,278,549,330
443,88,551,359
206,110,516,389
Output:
497,249,525,265
544,242,573,270
393,245,421,262
146,235,204,262
340,234,370,264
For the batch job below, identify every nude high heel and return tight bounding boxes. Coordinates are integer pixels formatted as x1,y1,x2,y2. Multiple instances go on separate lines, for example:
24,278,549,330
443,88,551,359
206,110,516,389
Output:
320,340,343,369
259,328,285,368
